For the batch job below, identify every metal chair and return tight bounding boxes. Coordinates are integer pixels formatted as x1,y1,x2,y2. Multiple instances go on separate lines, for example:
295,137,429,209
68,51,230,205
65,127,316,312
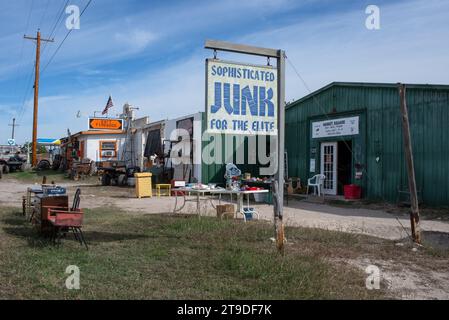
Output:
48,189,88,249
71,188,81,211
48,209,87,249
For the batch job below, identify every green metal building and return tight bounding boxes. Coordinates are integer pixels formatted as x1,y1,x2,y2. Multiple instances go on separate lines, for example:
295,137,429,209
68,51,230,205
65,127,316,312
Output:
285,82,449,206
201,121,269,185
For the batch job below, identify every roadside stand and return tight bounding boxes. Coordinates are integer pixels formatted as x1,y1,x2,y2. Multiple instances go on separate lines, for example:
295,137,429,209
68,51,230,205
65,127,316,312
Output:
172,182,268,222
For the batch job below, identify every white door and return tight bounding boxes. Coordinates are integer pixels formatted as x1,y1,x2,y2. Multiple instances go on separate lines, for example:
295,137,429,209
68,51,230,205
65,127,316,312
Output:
321,142,338,195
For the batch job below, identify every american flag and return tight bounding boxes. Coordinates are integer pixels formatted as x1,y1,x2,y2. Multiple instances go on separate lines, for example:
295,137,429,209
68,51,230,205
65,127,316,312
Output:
102,96,114,115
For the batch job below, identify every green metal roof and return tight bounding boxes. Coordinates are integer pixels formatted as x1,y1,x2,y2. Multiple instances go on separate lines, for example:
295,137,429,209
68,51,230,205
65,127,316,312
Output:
286,81,449,110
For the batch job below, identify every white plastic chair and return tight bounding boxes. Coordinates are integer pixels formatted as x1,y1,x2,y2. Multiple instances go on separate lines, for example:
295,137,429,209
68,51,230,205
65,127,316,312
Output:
307,174,326,197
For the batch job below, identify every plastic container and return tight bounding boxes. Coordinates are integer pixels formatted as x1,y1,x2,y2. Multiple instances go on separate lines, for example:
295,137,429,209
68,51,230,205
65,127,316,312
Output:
243,208,255,221
253,193,267,203
344,184,362,200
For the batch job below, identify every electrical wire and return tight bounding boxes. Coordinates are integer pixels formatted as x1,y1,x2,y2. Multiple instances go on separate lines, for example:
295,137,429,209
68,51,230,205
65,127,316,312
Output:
17,63,36,124
12,0,35,117
41,0,71,57
41,0,93,76
38,0,51,30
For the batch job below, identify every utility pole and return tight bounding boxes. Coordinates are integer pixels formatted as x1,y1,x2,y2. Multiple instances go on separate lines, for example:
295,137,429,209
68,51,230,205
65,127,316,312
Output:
399,83,421,244
8,118,19,140
24,30,54,167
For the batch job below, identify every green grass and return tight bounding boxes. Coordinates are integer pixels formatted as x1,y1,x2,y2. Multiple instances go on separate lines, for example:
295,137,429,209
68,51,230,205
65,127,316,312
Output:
0,206,393,299
5,170,68,184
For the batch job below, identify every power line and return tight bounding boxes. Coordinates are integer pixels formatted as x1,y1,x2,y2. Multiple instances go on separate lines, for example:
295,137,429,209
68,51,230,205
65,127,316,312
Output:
41,0,93,76
41,0,71,57
12,0,35,116
16,1,74,134
17,63,36,124
38,0,51,30
15,0,57,133
49,0,71,38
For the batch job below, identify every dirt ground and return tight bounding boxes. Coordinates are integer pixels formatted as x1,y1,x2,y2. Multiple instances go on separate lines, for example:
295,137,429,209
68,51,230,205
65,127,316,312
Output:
1,177,449,299
2,178,448,241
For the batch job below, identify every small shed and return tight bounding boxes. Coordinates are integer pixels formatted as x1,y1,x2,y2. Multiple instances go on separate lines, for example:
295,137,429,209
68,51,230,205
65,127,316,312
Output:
70,130,126,162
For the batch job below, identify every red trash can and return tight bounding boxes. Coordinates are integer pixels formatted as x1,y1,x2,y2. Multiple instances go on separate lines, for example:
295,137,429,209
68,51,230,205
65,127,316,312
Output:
344,184,362,199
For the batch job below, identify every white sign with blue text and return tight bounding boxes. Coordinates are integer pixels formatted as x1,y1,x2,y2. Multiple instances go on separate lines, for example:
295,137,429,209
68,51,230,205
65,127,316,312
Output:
206,59,278,135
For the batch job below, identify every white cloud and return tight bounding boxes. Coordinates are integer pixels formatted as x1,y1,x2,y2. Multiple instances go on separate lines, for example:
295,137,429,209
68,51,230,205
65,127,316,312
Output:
114,29,157,52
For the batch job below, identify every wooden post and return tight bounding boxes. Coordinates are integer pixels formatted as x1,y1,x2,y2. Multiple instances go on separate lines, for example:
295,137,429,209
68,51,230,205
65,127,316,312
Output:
274,50,286,252
272,181,285,253
31,31,41,168
399,84,421,244
24,31,54,167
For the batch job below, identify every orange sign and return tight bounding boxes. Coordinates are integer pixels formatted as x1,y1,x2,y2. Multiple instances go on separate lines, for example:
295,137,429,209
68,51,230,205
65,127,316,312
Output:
89,118,123,130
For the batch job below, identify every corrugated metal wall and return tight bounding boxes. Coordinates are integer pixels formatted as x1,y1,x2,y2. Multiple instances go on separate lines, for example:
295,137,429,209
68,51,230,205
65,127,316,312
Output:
285,83,449,206
201,113,272,185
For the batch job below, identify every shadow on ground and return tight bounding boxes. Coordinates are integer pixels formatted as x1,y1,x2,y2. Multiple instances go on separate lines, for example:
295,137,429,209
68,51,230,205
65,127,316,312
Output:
1,211,148,248
422,231,449,250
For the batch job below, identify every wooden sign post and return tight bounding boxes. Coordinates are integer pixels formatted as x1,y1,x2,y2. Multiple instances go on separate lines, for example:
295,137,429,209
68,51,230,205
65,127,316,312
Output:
205,40,286,252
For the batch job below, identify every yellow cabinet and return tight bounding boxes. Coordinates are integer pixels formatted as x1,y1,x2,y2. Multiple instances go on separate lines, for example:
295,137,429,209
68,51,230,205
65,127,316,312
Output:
134,173,153,198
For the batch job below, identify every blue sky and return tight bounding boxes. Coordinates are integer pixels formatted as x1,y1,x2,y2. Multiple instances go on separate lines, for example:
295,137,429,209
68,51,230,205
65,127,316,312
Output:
0,0,448,144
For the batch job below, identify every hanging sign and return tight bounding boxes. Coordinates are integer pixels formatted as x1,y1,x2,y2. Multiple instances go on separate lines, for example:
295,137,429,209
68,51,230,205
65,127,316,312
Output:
312,116,359,139
89,118,123,130
206,59,278,135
